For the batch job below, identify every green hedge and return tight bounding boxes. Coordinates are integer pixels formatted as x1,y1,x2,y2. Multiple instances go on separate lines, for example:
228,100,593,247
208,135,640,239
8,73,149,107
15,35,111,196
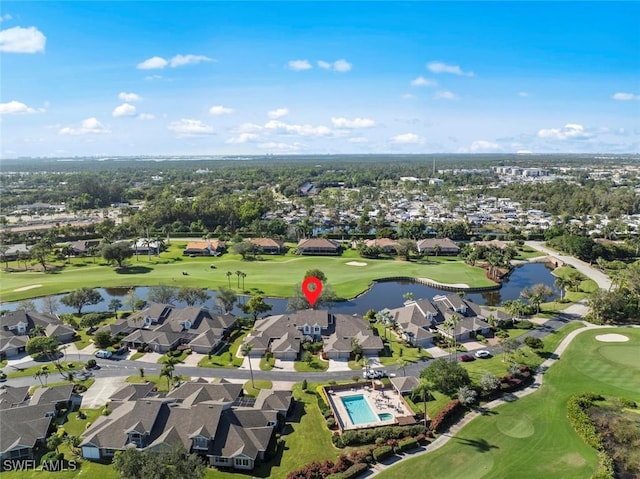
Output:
326,463,369,479
332,425,427,447
395,437,418,453
372,445,394,462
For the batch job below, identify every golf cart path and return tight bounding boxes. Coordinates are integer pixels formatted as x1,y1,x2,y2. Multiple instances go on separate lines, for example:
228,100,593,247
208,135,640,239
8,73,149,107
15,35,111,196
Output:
363,321,615,478
525,241,612,291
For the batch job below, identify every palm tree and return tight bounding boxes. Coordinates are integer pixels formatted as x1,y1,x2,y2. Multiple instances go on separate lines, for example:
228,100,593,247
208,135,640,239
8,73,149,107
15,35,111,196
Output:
398,357,410,377
226,271,232,288
109,298,123,319
411,380,431,426
554,276,569,300
235,270,242,289
241,343,255,388
240,271,247,290
443,314,460,362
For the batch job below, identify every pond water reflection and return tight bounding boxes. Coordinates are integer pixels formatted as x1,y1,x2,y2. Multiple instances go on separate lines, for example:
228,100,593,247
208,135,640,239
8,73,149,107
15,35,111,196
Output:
3,263,560,316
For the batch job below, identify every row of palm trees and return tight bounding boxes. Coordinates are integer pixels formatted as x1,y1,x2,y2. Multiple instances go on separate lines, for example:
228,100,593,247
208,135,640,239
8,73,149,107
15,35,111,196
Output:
225,270,247,290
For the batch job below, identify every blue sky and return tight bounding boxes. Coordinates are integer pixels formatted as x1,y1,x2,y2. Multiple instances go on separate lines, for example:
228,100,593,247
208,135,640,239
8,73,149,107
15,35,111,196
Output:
1,1,639,158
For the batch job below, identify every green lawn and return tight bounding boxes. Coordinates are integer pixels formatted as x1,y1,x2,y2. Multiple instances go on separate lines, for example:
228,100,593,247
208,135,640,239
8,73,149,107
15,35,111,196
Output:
125,374,169,392
513,246,546,260
197,327,250,368
206,383,341,479
260,355,275,371
372,324,432,367
378,326,640,479
294,357,329,372
243,379,273,397
1,240,496,302
158,350,189,364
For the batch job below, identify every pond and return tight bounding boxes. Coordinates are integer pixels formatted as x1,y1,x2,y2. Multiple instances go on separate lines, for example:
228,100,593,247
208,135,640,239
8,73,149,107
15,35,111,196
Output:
2,263,560,316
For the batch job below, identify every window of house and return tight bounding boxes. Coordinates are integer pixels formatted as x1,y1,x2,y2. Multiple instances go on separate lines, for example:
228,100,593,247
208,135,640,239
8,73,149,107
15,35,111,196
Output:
193,436,208,449
104,449,116,456
235,458,250,467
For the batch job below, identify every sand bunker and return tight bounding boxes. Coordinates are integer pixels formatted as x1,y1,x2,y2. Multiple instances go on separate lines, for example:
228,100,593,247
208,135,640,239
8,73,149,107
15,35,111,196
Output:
418,277,470,288
595,334,629,343
13,284,43,292
346,261,367,267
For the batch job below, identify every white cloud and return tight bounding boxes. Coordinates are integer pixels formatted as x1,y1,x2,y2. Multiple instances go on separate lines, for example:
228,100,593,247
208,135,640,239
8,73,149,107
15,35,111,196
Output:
268,107,289,119
238,122,264,133
137,54,213,70
331,117,376,129
434,91,458,100
347,137,368,143
411,76,437,87
264,120,331,136
0,26,46,53
145,74,163,81
391,133,423,144
169,54,213,67
118,92,142,102
0,14,13,22
317,59,352,72
0,100,37,114
612,92,640,101
137,56,169,70
137,113,155,121
537,123,594,140
426,61,474,77
226,133,258,144
209,105,234,115
59,117,110,136
168,118,214,137
288,59,312,71
518,91,529,97
112,103,137,117
401,93,416,100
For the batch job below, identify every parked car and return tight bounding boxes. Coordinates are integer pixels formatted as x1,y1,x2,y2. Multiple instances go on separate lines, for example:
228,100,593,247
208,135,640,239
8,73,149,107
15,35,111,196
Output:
474,350,492,359
95,350,113,359
362,369,387,379
459,354,476,362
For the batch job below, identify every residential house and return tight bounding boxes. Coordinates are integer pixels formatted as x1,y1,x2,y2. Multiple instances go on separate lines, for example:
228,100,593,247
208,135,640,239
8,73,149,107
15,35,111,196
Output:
80,380,287,471
0,404,56,463
389,376,419,395
68,239,99,256
248,238,285,254
245,311,383,361
0,244,30,262
101,304,236,354
0,385,30,410
183,241,226,256
296,238,341,255
30,384,82,411
358,238,399,254
0,310,75,359
416,238,460,255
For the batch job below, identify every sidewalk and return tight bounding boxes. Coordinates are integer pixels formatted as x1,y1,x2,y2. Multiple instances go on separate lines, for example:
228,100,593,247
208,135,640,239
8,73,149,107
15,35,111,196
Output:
364,321,608,477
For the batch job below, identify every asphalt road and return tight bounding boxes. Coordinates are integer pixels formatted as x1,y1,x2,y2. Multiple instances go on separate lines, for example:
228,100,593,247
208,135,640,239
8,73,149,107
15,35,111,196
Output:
4,307,588,389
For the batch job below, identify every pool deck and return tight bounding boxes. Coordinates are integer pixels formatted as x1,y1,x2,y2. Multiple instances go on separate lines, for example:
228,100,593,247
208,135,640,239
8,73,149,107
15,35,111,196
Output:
328,385,415,431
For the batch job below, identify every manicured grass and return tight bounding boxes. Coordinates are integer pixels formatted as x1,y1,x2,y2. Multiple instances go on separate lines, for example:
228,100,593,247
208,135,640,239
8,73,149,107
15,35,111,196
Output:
62,407,105,436
5,361,81,379
514,247,546,260
129,351,145,360
378,326,640,479
158,350,189,364
125,375,169,392
260,355,275,371
202,382,340,479
373,324,432,367
295,357,329,372
29,378,95,394
243,379,273,397
0,240,496,302
197,327,250,368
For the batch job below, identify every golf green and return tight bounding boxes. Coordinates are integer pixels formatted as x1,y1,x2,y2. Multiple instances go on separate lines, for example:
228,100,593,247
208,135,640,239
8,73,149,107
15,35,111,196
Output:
377,327,640,479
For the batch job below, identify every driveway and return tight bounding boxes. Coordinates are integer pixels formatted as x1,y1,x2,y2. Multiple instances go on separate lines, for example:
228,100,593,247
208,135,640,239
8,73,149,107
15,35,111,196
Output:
137,352,163,363
424,346,449,358
328,359,353,371
182,352,205,367
273,359,296,371
81,376,127,408
525,241,612,290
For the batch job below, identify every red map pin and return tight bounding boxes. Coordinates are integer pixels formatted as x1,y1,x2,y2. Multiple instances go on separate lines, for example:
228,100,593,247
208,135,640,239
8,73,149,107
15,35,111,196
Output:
302,277,323,307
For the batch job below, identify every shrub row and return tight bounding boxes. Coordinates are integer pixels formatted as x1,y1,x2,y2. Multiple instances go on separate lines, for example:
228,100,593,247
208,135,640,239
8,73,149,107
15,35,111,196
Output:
326,463,369,479
566,393,614,479
286,451,370,479
332,425,427,447
395,437,419,453
372,445,394,462
566,393,603,450
430,399,463,433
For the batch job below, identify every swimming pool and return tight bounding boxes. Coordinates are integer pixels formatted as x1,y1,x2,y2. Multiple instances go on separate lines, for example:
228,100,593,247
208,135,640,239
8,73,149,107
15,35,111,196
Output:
341,395,378,425
378,412,394,421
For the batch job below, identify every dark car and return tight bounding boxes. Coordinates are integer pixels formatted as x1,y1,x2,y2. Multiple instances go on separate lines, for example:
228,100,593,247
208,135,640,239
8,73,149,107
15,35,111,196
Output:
459,354,476,362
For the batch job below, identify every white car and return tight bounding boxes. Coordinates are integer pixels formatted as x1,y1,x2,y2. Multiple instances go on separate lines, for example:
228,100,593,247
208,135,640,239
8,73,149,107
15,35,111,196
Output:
474,350,491,359
95,350,113,359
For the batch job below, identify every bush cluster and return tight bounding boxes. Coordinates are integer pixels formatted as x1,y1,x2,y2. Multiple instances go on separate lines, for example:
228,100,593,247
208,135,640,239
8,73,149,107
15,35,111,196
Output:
524,336,544,349
331,425,427,447
40,451,64,464
429,399,463,433
513,320,534,329
372,445,394,462
395,437,418,453
286,451,371,479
